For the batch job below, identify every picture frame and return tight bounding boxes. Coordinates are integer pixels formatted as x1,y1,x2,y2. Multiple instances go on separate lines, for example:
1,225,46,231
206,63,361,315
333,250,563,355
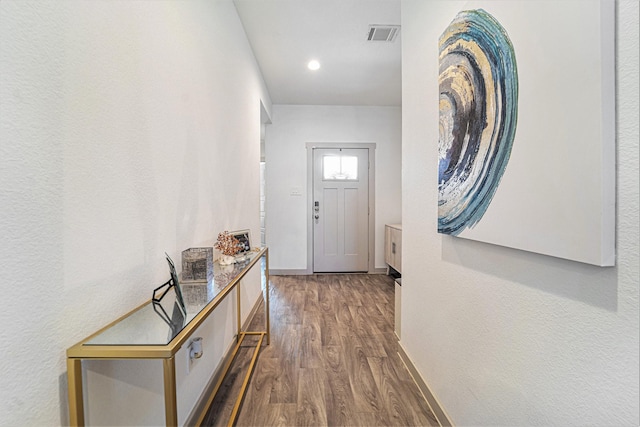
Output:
165,253,186,315
230,229,251,254
436,1,616,266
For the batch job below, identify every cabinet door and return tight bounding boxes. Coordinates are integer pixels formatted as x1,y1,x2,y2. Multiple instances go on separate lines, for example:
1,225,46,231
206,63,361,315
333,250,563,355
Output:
385,226,393,265
389,228,402,273
390,227,402,273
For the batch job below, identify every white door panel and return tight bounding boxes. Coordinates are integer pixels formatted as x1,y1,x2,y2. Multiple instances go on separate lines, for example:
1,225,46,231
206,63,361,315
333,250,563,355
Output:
322,187,338,256
344,188,360,255
313,148,368,272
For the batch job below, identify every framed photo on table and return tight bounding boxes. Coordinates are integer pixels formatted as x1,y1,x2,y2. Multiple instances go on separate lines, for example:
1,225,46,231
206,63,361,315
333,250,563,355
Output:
230,229,251,255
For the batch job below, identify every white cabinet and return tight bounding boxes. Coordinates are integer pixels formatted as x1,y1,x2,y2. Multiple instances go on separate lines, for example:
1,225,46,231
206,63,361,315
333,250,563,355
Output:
384,223,402,274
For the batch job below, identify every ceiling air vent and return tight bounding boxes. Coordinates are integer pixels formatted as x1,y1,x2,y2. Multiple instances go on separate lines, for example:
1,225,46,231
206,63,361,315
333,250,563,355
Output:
367,25,400,42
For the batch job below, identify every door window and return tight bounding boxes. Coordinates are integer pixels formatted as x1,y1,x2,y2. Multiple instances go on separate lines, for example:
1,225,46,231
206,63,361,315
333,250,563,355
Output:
323,155,358,180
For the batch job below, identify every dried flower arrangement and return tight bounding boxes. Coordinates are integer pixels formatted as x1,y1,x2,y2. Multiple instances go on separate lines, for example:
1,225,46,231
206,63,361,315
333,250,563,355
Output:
214,231,241,256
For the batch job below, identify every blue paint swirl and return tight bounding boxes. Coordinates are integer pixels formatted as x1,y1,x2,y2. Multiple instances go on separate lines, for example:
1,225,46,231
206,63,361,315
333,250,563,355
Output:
438,9,518,235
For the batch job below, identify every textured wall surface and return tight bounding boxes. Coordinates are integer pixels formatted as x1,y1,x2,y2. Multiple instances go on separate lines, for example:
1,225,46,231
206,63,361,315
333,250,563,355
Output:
265,105,402,271
401,0,639,425
0,1,271,425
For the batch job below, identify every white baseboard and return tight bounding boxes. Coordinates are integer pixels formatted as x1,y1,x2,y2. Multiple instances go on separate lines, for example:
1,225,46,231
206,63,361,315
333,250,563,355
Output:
270,268,388,275
269,269,311,275
397,343,454,427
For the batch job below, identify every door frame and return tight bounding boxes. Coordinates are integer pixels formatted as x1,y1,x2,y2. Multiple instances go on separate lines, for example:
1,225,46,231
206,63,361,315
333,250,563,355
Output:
305,142,376,274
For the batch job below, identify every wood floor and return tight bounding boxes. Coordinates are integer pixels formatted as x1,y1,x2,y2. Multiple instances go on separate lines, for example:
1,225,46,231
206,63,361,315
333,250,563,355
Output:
201,274,438,427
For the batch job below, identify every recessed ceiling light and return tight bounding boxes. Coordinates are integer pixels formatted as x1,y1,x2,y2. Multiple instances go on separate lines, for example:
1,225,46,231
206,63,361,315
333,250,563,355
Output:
307,60,321,71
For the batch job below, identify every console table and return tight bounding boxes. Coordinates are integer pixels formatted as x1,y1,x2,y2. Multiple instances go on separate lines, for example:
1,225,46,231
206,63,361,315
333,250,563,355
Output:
67,247,270,426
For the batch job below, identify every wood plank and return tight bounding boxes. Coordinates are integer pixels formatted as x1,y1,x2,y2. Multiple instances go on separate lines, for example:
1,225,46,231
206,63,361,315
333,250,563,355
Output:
295,368,328,426
341,335,382,413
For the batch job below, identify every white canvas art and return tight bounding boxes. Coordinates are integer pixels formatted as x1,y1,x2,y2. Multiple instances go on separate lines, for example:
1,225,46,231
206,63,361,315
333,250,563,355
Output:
437,0,615,266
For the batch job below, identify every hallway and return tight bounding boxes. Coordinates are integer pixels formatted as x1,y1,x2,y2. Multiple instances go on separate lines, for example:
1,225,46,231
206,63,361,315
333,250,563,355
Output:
203,274,438,426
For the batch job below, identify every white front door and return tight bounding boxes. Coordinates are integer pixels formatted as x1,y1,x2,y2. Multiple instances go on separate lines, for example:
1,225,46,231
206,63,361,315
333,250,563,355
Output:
313,148,369,272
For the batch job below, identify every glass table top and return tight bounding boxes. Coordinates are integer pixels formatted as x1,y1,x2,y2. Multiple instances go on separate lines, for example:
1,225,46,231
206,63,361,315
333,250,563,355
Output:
84,250,264,346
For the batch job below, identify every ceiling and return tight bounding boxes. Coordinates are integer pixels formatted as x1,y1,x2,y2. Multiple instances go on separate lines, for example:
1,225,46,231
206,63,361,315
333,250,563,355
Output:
233,0,401,106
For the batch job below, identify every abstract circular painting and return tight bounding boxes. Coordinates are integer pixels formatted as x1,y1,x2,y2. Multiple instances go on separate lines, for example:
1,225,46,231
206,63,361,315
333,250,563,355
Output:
438,9,518,235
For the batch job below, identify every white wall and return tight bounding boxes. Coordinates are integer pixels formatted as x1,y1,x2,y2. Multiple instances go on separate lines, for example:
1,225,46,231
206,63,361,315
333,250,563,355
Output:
264,105,401,272
401,0,639,425
0,1,271,425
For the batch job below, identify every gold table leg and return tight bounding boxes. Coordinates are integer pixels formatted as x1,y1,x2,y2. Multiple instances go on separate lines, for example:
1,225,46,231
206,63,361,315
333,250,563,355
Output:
163,357,178,427
236,283,242,343
265,251,270,345
67,358,84,426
